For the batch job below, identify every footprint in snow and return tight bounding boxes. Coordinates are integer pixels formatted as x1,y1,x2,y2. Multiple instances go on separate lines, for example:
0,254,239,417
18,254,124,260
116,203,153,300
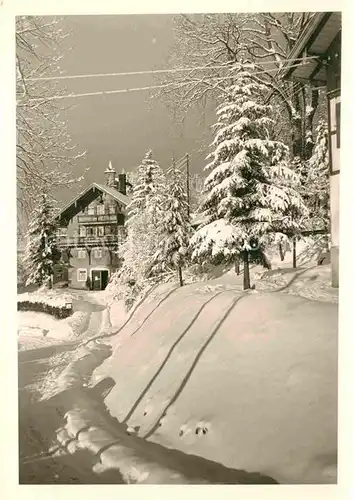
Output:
195,421,211,436
179,424,191,437
126,425,140,436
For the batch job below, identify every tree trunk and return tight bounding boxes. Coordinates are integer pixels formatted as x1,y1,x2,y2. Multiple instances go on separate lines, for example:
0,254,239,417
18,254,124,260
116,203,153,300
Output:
234,255,240,275
278,243,285,261
291,116,303,160
177,265,184,287
243,251,251,290
292,237,297,269
304,88,319,160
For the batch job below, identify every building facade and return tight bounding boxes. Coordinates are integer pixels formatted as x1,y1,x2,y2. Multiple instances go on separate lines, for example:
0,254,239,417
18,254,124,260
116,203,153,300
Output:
283,12,341,287
55,164,130,290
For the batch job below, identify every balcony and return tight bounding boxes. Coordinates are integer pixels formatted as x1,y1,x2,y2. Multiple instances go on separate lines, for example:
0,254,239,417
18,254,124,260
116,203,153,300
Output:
56,234,121,249
77,214,121,224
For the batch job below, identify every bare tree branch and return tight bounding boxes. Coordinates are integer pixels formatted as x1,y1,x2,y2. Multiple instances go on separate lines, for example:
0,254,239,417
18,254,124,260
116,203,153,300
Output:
16,15,86,222
153,13,323,163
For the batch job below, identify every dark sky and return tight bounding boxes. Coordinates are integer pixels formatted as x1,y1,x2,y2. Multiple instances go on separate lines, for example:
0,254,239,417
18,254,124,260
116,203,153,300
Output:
58,15,214,203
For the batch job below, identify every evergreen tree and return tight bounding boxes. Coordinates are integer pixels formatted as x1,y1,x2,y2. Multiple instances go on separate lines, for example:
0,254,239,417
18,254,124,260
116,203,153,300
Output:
24,194,60,287
127,150,166,224
123,150,167,278
190,68,307,286
118,210,161,284
109,150,167,308
151,163,191,286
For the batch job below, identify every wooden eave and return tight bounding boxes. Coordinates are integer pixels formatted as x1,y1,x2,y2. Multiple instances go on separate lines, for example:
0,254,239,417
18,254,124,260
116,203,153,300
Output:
283,12,341,83
55,183,130,226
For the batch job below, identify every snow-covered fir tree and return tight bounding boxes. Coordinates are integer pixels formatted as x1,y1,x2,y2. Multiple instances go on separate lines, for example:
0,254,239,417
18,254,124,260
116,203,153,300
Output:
24,194,61,287
190,68,307,276
127,150,166,225
191,173,206,211
108,150,167,308
118,210,162,284
123,149,167,276
108,210,158,308
151,162,191,286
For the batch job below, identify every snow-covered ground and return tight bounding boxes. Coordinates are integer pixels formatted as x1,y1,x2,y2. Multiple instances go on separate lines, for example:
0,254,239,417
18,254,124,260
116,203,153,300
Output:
17,288,97,351
17,257,338,484
18,310,87,351
18,287,76,308
91,262,338,485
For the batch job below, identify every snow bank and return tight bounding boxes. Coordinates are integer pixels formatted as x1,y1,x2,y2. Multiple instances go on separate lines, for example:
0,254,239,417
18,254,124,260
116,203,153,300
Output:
93,278,338,484
264,236,328,269
18,311,73,341
61,392,276,484
254,264,337,303
18,308,88,349
56,342,112,392
18,289,75,308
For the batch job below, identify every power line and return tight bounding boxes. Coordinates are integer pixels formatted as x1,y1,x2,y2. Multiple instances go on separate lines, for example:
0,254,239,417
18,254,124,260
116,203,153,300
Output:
26,61,311,103
27,81,189,102
28,64,232,82
28,56,319,82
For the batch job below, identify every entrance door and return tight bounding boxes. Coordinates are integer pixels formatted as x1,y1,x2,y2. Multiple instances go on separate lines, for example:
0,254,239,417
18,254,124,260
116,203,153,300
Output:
92,270,101,290
101,270,109,290
91,270,109,290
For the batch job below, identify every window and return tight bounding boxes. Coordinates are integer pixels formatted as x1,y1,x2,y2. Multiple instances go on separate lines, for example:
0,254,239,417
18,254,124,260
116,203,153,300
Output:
108,205,115,214
97,226,104,237
105,225,112,235
88,206,95,215
87,226,96,236
77,249,86,259
97,204,105,215
94,248,102,259
77,268,87,282
79,226,86,237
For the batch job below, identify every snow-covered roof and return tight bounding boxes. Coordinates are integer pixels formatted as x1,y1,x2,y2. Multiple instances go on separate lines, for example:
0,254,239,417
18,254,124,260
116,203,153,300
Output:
55,182,131,223
94,183,130,205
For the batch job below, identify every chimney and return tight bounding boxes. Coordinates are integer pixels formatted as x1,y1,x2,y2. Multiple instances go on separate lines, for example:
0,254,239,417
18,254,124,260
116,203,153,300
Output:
104,161,116,188
118,173,127,195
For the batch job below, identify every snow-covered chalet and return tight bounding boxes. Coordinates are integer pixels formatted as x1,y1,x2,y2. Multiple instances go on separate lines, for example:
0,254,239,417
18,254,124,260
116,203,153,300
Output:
55,163,130,290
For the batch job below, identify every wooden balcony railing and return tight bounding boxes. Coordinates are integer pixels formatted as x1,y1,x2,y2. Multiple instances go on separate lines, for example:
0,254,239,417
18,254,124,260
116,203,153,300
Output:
77,214,120,224
56,234,122,248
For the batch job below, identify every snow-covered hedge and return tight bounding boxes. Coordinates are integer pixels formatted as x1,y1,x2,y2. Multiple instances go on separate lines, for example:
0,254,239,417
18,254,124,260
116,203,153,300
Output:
17,300,73,319
17,291,74,319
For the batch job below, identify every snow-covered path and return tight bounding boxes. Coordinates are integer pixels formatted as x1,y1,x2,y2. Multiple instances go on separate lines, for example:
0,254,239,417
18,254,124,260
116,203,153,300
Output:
18,342,125,484
18,292,112,483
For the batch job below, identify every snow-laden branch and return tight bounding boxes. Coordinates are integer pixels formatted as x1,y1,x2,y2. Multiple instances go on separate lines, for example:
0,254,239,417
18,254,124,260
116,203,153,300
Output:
16,16,85,218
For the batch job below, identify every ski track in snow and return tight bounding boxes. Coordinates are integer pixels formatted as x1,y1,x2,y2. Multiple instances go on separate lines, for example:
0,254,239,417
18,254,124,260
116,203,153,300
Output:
18,267,337,484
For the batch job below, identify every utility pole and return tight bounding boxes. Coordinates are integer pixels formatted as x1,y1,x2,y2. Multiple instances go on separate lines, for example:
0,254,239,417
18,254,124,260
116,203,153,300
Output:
186,153,190,217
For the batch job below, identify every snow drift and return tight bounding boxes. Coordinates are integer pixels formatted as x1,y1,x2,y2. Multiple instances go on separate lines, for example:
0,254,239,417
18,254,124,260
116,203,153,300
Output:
92,278,338,485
